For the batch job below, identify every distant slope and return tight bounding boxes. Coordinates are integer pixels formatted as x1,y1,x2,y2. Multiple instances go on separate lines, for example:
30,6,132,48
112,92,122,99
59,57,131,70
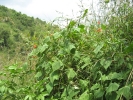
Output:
0,5,59,50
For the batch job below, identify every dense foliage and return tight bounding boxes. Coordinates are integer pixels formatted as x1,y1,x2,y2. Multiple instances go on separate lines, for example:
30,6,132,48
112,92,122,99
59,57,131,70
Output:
0,5,59,50
0,1,133,100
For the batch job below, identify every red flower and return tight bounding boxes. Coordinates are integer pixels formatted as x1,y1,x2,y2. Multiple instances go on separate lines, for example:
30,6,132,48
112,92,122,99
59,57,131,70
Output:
33,44,37,49
98,21,100,24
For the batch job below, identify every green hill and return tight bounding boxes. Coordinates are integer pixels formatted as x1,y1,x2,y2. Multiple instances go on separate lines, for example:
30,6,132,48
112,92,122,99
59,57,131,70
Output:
0,5,59,67
0,5,59,49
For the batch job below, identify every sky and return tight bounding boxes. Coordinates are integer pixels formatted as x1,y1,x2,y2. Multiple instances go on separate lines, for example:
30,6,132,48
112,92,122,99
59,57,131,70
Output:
0,0,99,22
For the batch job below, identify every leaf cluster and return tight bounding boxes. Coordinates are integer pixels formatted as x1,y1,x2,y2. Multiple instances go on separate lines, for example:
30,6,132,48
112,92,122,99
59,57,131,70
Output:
1,1,133,100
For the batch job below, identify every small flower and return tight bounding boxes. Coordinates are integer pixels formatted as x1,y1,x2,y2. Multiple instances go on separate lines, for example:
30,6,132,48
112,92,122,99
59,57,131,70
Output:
98,21,100,24
73,85,79,90
33,44,37,49
97,28,102,32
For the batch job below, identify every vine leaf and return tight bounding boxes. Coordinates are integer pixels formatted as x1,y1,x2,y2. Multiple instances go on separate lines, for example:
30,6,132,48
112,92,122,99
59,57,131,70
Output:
106,82,119,93
50,70,59,84
67,68,77,80
94,88,105,98
52,60,63,72
35,71,42,78
46,82,53,94
116,86,131,100
100,58,112,70
82,9,88,18
79,90,90,100
94,42,104,54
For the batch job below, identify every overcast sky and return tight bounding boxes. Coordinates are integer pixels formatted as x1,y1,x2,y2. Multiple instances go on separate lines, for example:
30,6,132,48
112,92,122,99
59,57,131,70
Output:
0,0,99,22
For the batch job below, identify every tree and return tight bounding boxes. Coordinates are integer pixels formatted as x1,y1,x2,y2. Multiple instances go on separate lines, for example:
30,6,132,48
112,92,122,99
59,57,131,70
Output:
0,23,11,48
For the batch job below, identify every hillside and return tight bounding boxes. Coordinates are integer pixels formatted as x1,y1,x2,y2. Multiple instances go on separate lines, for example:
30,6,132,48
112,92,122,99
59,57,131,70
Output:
0,5,59,67
0,5,59,49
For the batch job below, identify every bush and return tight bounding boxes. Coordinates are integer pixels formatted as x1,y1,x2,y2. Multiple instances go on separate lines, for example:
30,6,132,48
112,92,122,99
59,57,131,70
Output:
0,23,11,48
1,1,133,100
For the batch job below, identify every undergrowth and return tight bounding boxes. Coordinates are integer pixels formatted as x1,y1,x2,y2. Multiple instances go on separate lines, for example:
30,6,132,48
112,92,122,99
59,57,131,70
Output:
0,0,133,100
